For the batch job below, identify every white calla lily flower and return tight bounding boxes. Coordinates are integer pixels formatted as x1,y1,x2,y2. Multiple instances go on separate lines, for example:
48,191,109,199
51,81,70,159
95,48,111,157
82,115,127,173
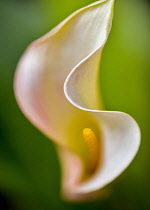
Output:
14,0,140,201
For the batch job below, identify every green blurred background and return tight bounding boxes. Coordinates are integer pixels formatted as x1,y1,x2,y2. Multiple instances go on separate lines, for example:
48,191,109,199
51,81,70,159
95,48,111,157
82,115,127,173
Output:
0,0,150,209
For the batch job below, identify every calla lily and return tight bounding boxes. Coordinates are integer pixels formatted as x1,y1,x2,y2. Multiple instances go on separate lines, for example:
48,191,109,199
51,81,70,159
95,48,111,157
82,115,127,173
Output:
14,0,140,201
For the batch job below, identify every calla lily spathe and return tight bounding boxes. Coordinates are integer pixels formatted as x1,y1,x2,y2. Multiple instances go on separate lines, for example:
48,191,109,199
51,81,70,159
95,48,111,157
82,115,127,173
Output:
14,0,140,201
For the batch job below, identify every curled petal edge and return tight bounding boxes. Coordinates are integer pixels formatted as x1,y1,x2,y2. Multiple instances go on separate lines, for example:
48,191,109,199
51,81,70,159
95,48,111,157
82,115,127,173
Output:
62,49,140,199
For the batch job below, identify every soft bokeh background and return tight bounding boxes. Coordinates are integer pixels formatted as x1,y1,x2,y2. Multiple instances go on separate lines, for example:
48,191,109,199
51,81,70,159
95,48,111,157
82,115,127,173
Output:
0,0,150,209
